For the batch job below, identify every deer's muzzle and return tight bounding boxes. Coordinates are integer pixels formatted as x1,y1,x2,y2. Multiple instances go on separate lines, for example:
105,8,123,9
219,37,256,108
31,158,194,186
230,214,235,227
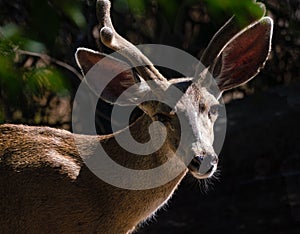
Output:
188,154,218,179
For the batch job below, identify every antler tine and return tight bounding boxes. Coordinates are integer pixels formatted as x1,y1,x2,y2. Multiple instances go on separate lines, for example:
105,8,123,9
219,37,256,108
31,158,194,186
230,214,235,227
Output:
96,0,166,82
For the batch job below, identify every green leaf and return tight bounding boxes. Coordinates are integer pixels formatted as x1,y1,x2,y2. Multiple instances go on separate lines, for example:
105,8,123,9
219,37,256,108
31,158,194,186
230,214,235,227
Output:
23,40,46,53
24,67,69,96
127,0,146,14
60,3,87,29
157,0,180,27
205,0,266,26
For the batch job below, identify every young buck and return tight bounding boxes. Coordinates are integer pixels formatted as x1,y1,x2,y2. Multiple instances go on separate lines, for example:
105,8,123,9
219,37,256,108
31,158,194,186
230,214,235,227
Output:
0,0,273,233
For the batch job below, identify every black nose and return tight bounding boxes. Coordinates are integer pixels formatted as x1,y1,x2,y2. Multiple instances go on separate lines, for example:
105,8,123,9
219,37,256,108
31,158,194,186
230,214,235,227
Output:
189,156,202,171
188,154,218,174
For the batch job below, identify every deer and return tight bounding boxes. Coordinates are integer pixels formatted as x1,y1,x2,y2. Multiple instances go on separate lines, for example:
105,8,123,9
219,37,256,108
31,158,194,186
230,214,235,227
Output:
0,0,273,233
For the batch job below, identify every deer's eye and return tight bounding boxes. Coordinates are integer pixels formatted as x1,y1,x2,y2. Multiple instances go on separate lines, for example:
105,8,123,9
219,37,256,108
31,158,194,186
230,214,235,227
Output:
208,105,220,119
199,103,206,113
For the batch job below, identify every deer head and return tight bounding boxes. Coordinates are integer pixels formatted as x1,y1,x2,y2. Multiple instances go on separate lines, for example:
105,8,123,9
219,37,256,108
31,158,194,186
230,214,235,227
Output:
75,0,273,180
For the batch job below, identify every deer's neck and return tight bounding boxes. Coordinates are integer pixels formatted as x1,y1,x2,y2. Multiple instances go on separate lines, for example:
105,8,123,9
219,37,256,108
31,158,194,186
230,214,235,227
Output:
73,112,187,177
99,114,172,169
76,114,188,232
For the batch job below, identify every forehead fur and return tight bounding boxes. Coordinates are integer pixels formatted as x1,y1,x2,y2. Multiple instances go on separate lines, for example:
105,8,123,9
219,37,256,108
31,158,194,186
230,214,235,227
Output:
166,82,218,117
185,83,219,108
168,78,216,108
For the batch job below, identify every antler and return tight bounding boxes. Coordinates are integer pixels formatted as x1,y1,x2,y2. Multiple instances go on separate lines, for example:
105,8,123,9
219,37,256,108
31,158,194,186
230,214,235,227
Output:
96,0,166,82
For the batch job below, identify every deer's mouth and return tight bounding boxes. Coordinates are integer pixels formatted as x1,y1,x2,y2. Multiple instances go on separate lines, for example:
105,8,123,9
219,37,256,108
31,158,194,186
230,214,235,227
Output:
188,155,218,179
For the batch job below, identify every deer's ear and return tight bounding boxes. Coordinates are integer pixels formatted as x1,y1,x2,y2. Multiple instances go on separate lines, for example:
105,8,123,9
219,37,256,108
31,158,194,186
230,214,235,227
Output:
213,17,273,92
76,48,107,75
75,48,150,105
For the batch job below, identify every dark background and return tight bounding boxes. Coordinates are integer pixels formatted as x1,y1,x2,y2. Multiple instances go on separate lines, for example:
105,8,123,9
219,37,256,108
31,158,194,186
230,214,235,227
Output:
0,0,299,233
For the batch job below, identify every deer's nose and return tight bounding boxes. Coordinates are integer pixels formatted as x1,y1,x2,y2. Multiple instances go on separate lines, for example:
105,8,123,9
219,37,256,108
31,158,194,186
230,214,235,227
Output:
188,154,218,176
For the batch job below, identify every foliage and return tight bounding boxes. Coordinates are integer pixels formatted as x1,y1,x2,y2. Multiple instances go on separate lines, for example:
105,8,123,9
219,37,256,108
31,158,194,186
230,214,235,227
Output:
0,0,85,125
0,0,299,127
115,0,265,26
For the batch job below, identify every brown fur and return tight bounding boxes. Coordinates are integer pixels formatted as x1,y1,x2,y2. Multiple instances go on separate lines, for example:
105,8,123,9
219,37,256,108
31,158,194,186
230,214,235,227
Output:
0,1,273,232
0,115,187,234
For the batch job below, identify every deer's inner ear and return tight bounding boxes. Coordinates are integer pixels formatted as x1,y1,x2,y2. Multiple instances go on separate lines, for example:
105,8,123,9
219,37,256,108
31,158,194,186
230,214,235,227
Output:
214,17,273,92
76,48,153,106
76,48,107,75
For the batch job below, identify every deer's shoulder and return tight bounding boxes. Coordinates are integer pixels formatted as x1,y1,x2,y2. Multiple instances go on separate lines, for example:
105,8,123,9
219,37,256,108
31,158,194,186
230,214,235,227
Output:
0,124,84,180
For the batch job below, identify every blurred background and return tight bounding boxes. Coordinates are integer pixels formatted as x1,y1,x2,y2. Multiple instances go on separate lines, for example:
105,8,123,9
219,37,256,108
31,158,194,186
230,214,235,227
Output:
0,0,299,233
